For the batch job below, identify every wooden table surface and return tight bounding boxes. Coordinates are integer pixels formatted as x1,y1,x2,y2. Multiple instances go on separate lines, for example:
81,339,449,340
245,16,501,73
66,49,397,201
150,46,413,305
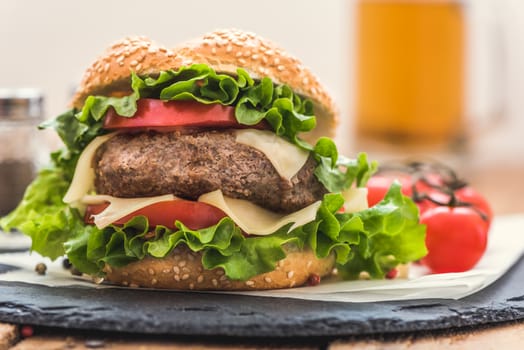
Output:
1,159,523,349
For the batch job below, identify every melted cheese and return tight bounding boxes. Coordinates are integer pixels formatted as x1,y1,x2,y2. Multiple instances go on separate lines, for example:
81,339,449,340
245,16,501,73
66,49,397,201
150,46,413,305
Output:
198,190,321,235
83,194,175,229
63,133,116,205
234,129,309,181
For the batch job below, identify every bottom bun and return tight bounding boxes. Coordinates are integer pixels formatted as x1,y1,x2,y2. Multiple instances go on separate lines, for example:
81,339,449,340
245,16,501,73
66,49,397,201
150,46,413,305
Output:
102,244,335,291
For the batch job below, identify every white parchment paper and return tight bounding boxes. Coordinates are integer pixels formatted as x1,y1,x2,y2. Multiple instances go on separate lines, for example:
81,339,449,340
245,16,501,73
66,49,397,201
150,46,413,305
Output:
1,215,523,302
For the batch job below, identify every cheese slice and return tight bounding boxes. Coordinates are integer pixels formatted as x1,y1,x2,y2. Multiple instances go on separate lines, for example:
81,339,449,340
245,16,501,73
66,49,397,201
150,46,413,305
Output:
63,133,116,205
198,190,321,235
82,187,367,233
83,194,176,229
342,187,369,213
82,190,321,235
235,129,309,181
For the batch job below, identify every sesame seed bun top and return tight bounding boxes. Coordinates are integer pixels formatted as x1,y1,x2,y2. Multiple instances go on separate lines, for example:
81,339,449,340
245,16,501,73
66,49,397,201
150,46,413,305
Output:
71,29,338,143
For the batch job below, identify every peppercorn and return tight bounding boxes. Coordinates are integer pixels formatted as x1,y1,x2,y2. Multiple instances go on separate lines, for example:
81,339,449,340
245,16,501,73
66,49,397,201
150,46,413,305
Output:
35,263,47,275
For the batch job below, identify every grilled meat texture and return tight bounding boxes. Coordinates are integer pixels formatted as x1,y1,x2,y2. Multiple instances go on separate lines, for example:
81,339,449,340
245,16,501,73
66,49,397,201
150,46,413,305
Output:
93,130,327,213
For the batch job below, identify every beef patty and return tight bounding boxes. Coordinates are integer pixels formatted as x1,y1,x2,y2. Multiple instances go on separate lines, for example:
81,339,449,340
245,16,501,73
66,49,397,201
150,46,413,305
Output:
93,130,327,213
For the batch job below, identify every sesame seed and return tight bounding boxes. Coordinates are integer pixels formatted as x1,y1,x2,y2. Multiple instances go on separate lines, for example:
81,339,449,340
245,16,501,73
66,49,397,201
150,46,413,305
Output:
252,54,259,60
189,283,195,290
136,63,142,71
197,275,204,283
262,56,268,64
130,283,139,288
219,275,227,282
173,266,180,274
287,271,295,279
182,267,190,273
264,277,272,283
148,268,155,276
151,278,158,285
245,280,255,287
238,58,246,65
307,260,313,268
211,47,217,54
119,62,124,66
174,275,180,282
290,281,296,288
167,52,174,57
216,269,225,276
303,77,310,85
178,261,187,267
243,50,251,57
182,274,190,280
187,254,195,261
104,63,110,71
148,47,158,54
277,65,285,71
122,281,128,286
116,56,125,63
226,45,233,53
212,278,218,286
310,87,318,94
162,269,170,274
235,51,242,58
122,272,129,277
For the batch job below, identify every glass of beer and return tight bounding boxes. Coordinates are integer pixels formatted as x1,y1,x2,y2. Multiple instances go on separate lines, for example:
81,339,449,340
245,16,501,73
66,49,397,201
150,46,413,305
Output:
354,0,465,148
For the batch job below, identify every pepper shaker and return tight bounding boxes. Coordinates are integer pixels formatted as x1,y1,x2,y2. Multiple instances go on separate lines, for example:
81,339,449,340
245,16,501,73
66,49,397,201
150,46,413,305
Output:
0,88,44,216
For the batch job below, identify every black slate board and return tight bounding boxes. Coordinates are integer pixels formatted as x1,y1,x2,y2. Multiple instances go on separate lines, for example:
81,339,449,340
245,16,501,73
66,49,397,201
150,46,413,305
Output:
0,256,523,339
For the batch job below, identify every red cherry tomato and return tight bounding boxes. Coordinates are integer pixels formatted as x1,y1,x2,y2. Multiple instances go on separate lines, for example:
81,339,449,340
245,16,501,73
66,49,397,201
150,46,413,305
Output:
455,186,493,223
366,174,412,207
420,206,488,273
414,190,451,215
103,99,269,131
85,200,227,230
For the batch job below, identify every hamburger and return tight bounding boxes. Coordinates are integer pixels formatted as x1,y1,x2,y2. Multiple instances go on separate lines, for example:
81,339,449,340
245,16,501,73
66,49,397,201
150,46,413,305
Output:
0,29,426,290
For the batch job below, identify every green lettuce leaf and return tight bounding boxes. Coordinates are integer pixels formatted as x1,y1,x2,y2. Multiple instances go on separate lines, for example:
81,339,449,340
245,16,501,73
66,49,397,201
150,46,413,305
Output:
0,167,75,259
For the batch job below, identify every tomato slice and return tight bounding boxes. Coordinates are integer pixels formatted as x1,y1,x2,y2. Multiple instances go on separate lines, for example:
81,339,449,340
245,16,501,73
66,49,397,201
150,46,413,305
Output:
85,199,227,230
103,99,269,131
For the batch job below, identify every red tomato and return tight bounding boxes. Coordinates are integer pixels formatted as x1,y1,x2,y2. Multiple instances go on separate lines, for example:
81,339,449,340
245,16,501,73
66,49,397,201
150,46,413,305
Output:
366,174,413,207
103,99,269,131
420,206,489,273
85,200,227,230
455,186,493,223
414,190,451,215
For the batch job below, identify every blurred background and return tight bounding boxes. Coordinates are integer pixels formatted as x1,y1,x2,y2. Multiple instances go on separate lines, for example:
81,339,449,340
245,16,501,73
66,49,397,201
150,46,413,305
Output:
0,0,523,214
